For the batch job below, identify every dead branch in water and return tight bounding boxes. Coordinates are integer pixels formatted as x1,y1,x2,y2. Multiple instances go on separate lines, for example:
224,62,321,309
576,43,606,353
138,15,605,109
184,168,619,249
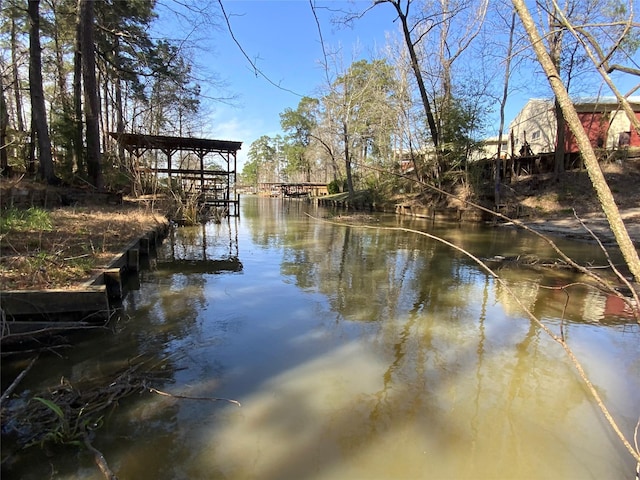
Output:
306,212,640,465
147,385,241,407
0,355,39,405
1,355,173,474
83,432,118,480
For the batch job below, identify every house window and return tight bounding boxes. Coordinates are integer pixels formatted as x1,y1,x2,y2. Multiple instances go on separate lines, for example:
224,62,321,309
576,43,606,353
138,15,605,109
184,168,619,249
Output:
531,130,541,140
619,131,631,147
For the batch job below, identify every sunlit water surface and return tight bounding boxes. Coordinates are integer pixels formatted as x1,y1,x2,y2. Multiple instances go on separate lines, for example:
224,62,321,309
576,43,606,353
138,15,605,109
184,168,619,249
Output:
2,196,639,479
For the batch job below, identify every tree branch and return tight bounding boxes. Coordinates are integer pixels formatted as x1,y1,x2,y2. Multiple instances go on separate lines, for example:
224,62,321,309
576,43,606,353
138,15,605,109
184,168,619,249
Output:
306,211,640,464
147,385,241,407
216,0,303,97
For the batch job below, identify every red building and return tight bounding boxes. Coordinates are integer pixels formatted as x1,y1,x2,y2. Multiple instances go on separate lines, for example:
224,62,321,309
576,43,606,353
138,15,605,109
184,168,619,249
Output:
564,98,640,154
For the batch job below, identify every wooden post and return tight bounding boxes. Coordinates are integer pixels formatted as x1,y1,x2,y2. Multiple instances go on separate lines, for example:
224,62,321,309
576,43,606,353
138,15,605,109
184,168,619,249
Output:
139,236,150,255
103,268,123,299
127,249,139,272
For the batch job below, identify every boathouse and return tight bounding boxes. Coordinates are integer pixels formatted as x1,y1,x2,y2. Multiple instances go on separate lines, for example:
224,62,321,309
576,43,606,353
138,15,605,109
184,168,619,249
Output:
110,132,243,216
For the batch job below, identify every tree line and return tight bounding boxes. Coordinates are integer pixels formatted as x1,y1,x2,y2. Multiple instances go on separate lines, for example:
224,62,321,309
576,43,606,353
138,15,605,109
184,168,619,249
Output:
240,0,639,201
239,0,640,283
1,0,205,189
2,0,637,198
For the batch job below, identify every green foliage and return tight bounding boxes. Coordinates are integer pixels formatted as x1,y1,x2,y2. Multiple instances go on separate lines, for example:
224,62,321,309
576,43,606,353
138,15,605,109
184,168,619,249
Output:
0,207,53,233
436,91,490,176
29,395,101,447
280,96,318,146
333,59,398,157
327,179,342,194
248,135,277,164
33,396,65,420
101,153,134,192
0,0,205,189
30,397,77,446
280,97,320,181
241,158,259,186
49,106,77,179
247,135,283,184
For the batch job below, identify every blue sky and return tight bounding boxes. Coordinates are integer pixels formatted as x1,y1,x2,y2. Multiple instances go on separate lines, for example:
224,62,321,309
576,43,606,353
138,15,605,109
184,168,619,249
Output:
155,1,637,171
188,0,399,169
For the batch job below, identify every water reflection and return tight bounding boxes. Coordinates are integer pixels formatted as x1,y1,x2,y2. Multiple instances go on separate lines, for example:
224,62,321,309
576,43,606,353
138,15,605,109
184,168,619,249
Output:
2,196,638,479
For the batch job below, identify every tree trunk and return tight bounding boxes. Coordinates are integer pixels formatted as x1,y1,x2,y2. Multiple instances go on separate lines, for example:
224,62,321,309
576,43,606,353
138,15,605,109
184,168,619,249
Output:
73,0,85,176
28,0,57,184
554,98,566,179
114,37,126,168
548,10,566,180
79,0,103,189
439,3,451,147
343,121,354,196
100,71,107,148
378,0,439,148
495,11,517,207
0,74,9,175
11,14,25,133
512,0,640,284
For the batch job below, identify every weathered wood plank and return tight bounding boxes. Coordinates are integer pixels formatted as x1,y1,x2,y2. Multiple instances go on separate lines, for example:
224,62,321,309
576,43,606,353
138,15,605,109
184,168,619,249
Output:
0,286,110,319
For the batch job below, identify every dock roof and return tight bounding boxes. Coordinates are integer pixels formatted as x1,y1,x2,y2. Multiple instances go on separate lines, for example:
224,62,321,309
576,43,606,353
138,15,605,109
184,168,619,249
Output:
110,133,242,154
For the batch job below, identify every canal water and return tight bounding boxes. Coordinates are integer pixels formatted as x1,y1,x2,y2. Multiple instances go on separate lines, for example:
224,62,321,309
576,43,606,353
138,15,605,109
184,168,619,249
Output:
2,196,639,479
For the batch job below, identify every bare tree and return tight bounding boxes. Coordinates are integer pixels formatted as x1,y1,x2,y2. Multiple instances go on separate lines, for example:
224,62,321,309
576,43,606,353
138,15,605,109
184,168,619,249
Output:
494,9,518,206
548,0,640,134
435,0,488,130
512,0,640,283
373,0,440,148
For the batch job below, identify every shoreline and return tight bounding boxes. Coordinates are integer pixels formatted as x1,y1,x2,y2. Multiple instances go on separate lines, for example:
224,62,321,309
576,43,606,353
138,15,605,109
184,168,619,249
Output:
512,207,640,247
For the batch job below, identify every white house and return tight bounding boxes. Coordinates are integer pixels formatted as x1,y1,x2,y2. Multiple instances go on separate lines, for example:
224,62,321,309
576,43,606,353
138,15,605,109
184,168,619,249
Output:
508,98,556,156
471,136,509,161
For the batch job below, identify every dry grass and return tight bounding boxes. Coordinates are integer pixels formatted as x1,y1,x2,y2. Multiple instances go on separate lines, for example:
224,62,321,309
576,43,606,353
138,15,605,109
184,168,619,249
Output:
0,202,167,290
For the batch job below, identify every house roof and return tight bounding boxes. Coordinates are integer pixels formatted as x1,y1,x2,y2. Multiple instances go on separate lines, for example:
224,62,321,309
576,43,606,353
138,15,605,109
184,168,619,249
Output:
512,96,640,116
572,96,640,112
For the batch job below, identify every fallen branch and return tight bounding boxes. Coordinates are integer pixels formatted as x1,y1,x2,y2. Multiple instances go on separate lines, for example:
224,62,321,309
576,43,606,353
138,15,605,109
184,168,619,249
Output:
83,432,117,480
307,212,640,464
1,323,105,340
147,386,241,407
0,355,39,405
1,356,174,450
574,209,640,322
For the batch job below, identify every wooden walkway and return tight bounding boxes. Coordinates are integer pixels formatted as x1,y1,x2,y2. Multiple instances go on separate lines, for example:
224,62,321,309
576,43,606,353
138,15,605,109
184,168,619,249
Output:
259,182,328,197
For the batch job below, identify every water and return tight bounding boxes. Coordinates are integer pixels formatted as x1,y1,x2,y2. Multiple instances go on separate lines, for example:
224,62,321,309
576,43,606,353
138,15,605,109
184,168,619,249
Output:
2,196,639,479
